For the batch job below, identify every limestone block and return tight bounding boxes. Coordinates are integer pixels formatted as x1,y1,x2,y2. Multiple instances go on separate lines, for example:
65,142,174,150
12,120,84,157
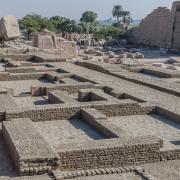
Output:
0,15,20,40
33,35,54,49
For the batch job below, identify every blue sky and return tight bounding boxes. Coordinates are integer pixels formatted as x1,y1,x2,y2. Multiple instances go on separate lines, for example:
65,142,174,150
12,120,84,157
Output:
0,0,176,20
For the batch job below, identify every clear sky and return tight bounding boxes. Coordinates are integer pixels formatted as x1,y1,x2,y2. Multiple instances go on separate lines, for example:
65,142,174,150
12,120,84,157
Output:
0,0,176,20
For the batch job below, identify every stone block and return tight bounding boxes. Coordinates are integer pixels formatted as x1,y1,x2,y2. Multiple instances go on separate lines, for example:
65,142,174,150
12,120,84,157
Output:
0,15,20,40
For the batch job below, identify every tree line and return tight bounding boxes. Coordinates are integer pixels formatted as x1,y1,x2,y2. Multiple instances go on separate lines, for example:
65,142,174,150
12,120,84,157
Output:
19,5,132,40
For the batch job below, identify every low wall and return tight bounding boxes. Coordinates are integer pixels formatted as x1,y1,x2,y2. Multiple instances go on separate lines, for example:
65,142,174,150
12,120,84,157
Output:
141,67,180,78
81,108,119,138
77,61,180,97
156,106,180,123
128,7,172,48
0,54,33,61
5,103,155,122
2,118,59,175
48,90,78,104
31,83,95,96
0,72,45,81
57,136,163,171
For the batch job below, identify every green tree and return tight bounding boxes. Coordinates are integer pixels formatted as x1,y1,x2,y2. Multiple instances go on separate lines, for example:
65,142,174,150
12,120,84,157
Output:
49,16,67,33
21,14,40,40
112,6,132,29
122,11,132,30
93,26,125,41
80,11,98,34
112,5,123,25
80,11,97,23
58,18,78,33
20,13,58,39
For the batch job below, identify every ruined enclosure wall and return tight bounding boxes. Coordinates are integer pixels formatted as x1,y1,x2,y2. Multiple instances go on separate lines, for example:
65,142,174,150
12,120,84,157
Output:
171,1,180,49
2,119,58,175
130,7,172,48
31,83,94,96
5,104,154,122
0,72,45,81
58,137,162,171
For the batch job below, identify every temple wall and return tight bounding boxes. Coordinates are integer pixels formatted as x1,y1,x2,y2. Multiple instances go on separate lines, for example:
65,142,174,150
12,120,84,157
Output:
129,7,172,48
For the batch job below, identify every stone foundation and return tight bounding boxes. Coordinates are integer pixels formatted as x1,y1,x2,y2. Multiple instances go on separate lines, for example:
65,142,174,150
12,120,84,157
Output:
57,136,163,171
2,118,59,175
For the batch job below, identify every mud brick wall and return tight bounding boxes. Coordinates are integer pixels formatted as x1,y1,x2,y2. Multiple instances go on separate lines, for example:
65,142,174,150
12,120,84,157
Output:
94,103,155,117
0,54,33,61
0,94,20,121
129,7,172,48
81,108,119,138
141,67,180,78
156,106,180,123
57,136,163,171
2,118,59,176
31,83,95,96
6,106,82,122
5,103,155,122
47,83,95,94
0,72,45,81
48,90,78,104
78,61,180,97
122,94,146,103
78,88,125,102
160,149,180,161
73,75,97,84
76,61,108,74
142,69,172,78
6,67,35,73
10,73,46,81
33,53,66,63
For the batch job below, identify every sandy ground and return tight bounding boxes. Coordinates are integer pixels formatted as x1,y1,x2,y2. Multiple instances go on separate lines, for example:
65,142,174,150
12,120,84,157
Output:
34,119,105,148
108,115,180,148
73,172,144,180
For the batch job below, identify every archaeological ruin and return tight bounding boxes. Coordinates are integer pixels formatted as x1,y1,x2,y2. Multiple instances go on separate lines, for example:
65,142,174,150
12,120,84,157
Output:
0,1,179,180
129,1,180,49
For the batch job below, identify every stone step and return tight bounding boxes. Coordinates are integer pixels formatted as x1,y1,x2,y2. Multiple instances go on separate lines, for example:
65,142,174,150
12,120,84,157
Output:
52,166,135,180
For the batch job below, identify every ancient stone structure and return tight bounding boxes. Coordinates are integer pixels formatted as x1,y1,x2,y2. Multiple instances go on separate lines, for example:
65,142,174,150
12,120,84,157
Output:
32,29,57,49
0,15,20,41
0,36,179,180
129,1,180,49
32,29,77,58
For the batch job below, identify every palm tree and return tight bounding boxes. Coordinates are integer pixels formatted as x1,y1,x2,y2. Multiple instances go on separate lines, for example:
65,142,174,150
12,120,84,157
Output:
112,5,123,25
122,11,132,30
